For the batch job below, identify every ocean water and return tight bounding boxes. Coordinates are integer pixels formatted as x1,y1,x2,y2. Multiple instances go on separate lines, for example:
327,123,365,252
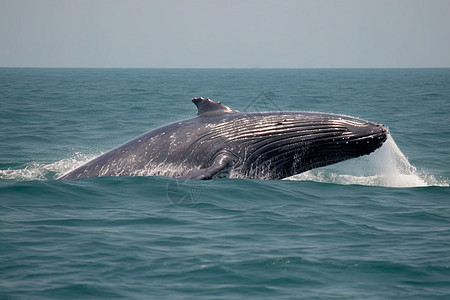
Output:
1,68,449,299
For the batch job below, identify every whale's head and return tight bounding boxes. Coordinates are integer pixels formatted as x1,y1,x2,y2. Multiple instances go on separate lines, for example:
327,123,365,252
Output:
225,112,389,179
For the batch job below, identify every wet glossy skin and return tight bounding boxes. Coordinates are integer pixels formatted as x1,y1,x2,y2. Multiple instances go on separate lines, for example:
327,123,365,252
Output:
58,99,388,180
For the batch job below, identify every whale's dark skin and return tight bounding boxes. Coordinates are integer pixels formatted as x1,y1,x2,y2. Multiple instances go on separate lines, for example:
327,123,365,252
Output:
57,97,388,180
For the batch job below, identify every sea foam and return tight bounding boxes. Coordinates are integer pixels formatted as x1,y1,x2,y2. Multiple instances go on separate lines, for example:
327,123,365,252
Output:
1,136,447,187
288,136,447,187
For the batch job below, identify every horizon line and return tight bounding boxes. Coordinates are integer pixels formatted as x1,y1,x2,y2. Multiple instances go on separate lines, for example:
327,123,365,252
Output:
1,66,450,70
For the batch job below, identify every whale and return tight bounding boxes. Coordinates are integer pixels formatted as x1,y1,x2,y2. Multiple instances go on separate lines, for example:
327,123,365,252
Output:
57,97,388,180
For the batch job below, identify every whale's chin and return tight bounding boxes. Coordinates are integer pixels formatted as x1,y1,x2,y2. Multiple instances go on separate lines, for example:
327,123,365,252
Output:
58,98,389,181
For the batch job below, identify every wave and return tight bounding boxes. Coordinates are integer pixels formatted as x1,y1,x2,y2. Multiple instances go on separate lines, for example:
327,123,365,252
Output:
288,136,448,188
0,153,95,181
1,136,447,187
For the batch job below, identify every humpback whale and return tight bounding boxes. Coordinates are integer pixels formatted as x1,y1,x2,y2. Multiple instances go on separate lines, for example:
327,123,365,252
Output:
58,97,388,180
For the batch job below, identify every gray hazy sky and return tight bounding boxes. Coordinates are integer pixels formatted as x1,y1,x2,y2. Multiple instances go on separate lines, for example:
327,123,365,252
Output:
1,0,449,68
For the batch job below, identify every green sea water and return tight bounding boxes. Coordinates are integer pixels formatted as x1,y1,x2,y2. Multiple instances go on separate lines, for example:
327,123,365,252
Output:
1,68,449,299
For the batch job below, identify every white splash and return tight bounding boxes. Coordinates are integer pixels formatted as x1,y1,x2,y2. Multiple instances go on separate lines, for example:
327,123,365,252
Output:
0,152,194,181
287,136,448,188
1,136,447,187
0,153,94,181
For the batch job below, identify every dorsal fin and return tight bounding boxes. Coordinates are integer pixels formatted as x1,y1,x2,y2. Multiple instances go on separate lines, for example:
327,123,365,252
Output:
191,97,239,116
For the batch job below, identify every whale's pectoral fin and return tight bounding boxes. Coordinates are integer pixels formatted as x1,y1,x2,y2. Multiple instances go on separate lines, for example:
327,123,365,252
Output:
184,152,236,180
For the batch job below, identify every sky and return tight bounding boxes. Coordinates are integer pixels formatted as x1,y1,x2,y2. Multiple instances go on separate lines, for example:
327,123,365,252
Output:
1,0,449,68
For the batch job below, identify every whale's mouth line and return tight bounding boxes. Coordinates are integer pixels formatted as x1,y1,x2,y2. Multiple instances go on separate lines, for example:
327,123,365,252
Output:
238,128,389,179
220,119,361,136
332,130,388,146
186,120,353,157
243,126,388,158
57,95,390,181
